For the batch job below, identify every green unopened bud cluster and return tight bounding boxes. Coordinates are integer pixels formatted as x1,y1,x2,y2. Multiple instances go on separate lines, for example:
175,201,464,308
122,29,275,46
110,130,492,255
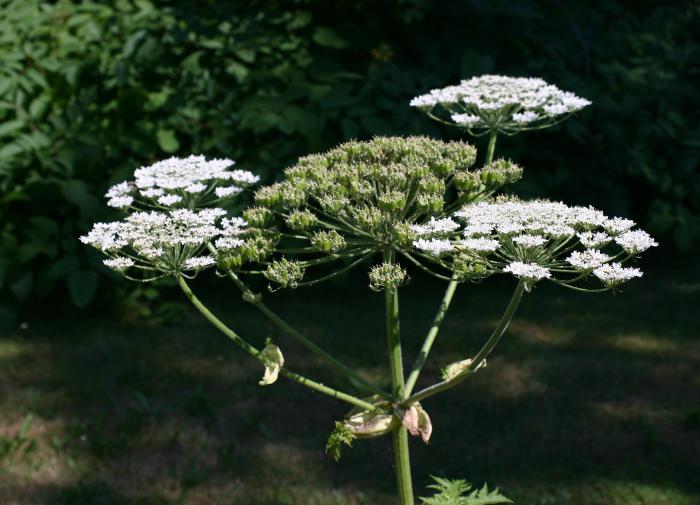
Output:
264,258,305,289
311,230,346,254
453,159,522,193
243,207,273,228
369,263,408,291
250,137,521,288
218,232,276,271
286,209,318,231
452,254,490,281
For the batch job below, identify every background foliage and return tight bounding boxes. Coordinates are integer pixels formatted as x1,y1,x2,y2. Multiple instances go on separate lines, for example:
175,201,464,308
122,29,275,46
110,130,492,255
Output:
0,0,698,317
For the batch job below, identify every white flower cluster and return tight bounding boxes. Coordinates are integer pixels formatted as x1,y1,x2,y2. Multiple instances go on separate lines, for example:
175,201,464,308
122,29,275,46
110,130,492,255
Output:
80,208,248,276
413,238,454,257
503,261,551,282
593,263,643,286
411,217,460,237
410,75,591,135
411,199,656,289
105,155,259,209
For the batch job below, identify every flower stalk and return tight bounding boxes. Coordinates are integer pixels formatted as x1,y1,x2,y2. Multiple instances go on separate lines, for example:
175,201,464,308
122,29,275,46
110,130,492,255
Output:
402,280,525,407
220,263,391,399
177,275,380,412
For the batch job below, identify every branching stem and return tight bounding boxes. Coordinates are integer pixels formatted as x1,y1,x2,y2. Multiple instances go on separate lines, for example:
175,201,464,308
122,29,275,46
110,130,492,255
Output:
404,273,460,395
401,280,525,407
218,271,391,399
177,276,380,412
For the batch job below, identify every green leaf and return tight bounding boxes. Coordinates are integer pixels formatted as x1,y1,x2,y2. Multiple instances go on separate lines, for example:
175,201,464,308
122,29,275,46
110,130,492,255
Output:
10,272,33,301
67,270,98,308
226,61,248,82
325,421,355,462
0,142,23,160
312,27,347,49
421,477,511,505
156,128,180,153
29,96,49,119
234,48,256,63
59,180,99,216
48,255,81,280
0,257,9,287
30,216,59,236
16,241,45,263
0,120,25,137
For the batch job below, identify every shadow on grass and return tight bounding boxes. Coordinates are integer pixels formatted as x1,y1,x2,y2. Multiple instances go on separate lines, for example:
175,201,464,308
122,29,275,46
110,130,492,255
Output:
0,262,698,504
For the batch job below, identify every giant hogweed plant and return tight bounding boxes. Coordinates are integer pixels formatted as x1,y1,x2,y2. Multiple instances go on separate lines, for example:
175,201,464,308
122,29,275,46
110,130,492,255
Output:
81,76,656,505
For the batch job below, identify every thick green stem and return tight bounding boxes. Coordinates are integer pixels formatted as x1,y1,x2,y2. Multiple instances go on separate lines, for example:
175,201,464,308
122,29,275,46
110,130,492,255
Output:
404,274,459,395
401,281,525,407
177,276,379,412
485,130,498,164
383,249,414,505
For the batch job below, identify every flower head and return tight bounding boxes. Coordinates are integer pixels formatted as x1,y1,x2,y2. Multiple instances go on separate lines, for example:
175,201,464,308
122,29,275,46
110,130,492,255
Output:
593,262,643,287
411,198,655,290
253,137,519,289
503,261,551,283
104,155,259,210
81,208,252,279
411,74,591,135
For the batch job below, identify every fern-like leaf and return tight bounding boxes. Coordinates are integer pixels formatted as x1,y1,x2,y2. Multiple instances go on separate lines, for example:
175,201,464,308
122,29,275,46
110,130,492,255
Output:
325,421,355,461
421,476,512,505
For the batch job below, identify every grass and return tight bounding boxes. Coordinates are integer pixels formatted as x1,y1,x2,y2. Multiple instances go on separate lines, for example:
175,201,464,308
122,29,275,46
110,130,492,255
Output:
0,261,698,504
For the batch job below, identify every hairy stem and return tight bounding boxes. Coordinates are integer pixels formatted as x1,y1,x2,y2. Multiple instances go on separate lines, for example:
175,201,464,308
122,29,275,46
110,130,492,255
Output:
401,280,525,407
383,249,414,505
404,274,459,395
177,276,379,412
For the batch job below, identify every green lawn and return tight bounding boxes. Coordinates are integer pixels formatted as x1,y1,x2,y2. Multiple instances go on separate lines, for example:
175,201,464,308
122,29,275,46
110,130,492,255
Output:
0,262,698,504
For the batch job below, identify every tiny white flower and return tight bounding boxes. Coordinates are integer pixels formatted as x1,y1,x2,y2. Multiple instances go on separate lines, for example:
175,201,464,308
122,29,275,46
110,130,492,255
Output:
543,103,569,115
103,257,135,272
451,113,481,126
215,237,244,251
413,238,454,256
615,230,658,254
503,261,551,282
543,224,576,239
604,217,636,235
462,224,494,237
512,234,547,248
158,194,183,206
459,237,500,252
577,231,611,249
140,188,165,198
183,256,217,270
512,111,539,123
105,182,134,208
107,195,134,208
566,250,610,271
593,262,643,286
185,183,207,193
215,186,242,198
227,170,261,185
411,217,460,237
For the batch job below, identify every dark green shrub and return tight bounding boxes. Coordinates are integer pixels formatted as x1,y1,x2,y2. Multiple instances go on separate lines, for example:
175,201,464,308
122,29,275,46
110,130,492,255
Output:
0,0,697,317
